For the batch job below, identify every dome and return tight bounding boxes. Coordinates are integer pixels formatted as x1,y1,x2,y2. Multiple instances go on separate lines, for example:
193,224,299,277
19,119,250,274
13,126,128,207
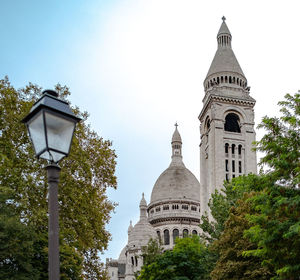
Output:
128,194,155,247
128,219,155,247
150,164,200,204
118,246,126,263
150,124,200,204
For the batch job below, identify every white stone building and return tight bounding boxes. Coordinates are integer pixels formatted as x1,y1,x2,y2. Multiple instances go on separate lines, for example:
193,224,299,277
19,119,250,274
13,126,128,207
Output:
106,17,257,279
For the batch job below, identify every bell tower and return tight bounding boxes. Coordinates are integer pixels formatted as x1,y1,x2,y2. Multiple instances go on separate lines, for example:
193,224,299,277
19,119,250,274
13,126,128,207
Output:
199,17,257,215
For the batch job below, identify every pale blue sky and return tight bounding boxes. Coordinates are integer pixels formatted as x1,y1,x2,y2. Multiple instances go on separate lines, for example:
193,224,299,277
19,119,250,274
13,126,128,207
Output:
1,0,300,262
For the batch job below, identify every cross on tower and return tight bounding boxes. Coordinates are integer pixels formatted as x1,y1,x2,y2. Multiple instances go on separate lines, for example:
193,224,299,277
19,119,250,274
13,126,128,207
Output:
222,16,226,22
175,122,178,129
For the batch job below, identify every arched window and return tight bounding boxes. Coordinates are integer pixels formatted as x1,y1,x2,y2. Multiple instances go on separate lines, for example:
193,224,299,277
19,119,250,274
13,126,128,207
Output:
163,205,169,210
192,230,198,235
224,113,241,133
131,256,134,265
157,230,161,242
205,117,210,131
164,229,170,245
221,76,224,83
225,143,229,154
238,145,242,155
232,144,235,154
173,229,179,244
183,229,189,237
229,76,232,83
225,76,228,83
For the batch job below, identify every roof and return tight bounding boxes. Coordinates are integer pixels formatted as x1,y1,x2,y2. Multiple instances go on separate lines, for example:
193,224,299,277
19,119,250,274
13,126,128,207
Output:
150,164,200,203
205,18,245,80
172,125,182,143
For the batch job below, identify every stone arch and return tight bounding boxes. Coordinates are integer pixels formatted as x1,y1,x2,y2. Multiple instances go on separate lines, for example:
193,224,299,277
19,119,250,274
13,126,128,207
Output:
163,229,170,245
205,116,211,131
222,107,246,125
225,113,241,133
183,229,189,237
172,228,179,244
225,143,229,154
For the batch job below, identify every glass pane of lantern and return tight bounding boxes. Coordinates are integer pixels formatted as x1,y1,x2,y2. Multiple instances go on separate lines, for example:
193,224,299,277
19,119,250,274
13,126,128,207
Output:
40,150,65,163
39,150,52,161
27,111,46,155
45,112,75,155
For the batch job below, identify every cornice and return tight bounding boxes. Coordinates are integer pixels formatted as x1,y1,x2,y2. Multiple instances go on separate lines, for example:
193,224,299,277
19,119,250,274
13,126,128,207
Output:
148,199,200,210
149,216,200,225
199,93,255,121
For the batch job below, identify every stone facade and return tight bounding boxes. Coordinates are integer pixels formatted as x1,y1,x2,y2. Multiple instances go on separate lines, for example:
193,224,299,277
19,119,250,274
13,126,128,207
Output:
199,17,257,215
107,18,257,279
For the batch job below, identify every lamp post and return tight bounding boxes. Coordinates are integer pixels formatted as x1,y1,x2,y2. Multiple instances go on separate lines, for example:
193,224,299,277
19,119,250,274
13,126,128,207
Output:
22,90,81,280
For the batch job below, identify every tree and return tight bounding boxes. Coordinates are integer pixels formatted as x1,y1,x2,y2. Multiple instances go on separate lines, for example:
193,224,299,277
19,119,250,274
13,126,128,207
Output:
243,92,300,279
0,77,117,279
141,238,164,267
254,92,300,188
138,235,214,280
211,192,275,280
199,174,270,243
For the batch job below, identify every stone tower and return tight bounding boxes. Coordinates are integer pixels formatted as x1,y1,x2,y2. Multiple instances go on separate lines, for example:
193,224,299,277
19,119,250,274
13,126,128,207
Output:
199,17,257,215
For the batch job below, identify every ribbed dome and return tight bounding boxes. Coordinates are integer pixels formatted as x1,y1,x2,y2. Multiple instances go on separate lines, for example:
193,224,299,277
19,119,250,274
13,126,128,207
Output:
128,220,155,246
128,194,155,247
118,246,126,263
150,125,200,204
150,164,200,203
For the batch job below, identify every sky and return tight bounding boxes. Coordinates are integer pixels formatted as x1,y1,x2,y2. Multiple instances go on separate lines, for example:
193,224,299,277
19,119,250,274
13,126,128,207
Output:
1,0,300,262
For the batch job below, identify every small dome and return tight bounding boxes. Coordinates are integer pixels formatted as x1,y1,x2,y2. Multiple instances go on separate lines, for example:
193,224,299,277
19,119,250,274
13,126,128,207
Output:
150,164,200,204
128,219,155,247
118,246,126,263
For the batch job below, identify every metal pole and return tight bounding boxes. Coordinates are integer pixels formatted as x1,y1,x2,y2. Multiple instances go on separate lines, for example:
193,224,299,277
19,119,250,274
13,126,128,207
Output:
46,163,61,280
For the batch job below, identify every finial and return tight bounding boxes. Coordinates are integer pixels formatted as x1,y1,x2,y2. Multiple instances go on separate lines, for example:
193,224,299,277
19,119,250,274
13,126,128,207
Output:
175,122,178,129
142,192,144,198
222,16,226,22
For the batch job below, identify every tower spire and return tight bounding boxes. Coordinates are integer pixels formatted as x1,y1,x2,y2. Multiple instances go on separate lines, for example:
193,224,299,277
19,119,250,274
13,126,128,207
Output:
203,17,250,94
217,15,232,48
139,193,147,220
170,123,185,167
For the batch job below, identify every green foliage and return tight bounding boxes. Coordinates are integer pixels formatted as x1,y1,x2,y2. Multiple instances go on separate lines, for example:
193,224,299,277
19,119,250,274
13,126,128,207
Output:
141,238,163,267
254,92,300,187
244,186,300,279
243,92,300,279
200,174,269,243
211,192,275,280
0,76,117,279
138,235,215,280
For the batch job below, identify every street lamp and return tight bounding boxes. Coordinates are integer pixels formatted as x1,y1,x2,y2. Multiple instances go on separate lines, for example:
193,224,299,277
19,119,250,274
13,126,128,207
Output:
22,89,81,280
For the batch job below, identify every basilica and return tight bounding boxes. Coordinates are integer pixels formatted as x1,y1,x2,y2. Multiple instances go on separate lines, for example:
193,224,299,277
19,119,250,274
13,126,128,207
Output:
106,17,257,280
